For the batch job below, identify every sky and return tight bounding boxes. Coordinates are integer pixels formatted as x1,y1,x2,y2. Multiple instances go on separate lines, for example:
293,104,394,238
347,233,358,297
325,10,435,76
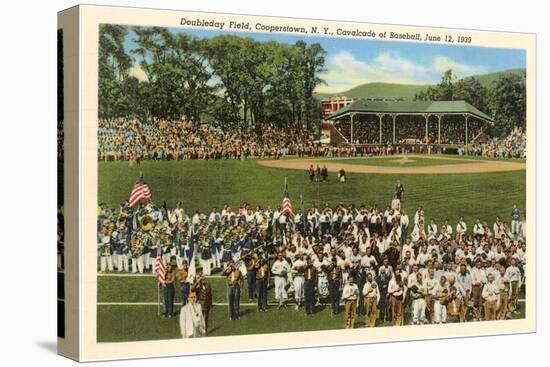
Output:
123,26,526,94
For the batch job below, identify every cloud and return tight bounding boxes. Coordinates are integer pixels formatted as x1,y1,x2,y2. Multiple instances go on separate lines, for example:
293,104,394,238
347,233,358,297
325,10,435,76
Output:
432,56,488,79
316,51,488,94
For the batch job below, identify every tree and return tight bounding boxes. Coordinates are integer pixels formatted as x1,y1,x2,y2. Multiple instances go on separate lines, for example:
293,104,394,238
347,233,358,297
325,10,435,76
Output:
414,69,457,102
489,71,526,132
454,77,489,113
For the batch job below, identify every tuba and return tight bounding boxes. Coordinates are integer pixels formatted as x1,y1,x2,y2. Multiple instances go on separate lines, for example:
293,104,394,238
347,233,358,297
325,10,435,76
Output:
140,215,154,232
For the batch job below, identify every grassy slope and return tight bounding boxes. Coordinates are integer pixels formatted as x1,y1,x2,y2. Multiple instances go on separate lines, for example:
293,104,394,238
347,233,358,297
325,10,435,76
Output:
315,69,526,100
99,160,525,224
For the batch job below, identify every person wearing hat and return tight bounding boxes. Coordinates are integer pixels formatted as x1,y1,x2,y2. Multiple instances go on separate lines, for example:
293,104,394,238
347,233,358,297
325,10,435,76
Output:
363,272,380,327
342,275,359,328
114,222,129,272
98,227,114,272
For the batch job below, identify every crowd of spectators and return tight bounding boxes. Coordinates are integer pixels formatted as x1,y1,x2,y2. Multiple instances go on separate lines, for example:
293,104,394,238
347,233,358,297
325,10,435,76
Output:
98,119,323,161
476,128,526,159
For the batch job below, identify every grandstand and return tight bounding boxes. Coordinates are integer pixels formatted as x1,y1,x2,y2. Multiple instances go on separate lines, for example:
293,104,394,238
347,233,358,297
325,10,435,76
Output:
326,100,494,148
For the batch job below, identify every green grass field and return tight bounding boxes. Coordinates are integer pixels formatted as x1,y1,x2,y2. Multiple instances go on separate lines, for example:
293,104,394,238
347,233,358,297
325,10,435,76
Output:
97,157,526,342
318,157,477,167
97,274,526,342
99,159,525,224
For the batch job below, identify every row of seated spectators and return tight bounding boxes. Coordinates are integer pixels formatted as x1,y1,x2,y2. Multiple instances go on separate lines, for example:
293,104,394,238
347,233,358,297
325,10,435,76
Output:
99,119,323,161
332,118,487,145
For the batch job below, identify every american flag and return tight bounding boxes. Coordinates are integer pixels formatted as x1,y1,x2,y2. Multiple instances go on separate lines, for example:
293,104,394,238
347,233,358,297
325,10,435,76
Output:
281,179,294,217
154,246,165,285
128,173,152,207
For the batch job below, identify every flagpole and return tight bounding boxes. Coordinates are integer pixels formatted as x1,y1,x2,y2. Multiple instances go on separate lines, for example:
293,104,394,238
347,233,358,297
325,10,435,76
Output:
157,280,160,316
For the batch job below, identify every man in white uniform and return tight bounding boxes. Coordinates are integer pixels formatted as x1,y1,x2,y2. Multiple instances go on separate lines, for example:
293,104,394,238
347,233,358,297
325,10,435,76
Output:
271,253,291,308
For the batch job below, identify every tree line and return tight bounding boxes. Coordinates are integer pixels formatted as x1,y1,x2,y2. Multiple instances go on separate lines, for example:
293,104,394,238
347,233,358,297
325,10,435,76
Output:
414,69,526,135
98,25,326,132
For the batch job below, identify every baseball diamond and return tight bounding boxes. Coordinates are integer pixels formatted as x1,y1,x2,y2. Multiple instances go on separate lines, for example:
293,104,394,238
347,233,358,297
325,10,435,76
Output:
88,23,529,344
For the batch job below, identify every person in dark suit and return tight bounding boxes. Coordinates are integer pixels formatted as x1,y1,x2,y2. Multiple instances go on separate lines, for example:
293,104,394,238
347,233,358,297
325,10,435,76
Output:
304,257,318,315
326,257,342,315
395,180,404,201
376,266,391,323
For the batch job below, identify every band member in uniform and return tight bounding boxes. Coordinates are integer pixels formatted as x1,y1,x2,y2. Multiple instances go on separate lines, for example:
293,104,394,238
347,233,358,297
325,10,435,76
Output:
191,275,213,331
179,291,206,338
304,257,317,315
363,272,380,327
222,259,243,320
163,264,176,317
482,273,499,321
342,276,359,328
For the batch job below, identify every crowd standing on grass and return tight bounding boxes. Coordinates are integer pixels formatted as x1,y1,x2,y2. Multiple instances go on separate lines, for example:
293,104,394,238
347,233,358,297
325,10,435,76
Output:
96,182,526,332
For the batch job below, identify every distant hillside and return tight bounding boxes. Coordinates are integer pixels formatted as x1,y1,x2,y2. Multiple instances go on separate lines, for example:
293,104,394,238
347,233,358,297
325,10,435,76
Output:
315,68,526,101
315,82,428,101
467,68,525,89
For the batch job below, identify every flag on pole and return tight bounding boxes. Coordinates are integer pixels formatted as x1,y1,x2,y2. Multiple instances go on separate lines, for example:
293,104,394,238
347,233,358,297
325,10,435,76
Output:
129,173,152,207
281,178,294,217
153,247,165,285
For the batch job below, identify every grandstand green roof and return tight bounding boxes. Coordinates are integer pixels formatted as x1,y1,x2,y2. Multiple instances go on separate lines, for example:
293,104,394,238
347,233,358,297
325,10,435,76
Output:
326,100,494,123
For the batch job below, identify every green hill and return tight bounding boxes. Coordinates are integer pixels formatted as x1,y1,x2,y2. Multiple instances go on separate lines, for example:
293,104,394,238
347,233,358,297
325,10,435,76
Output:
315,68,526,101
315,82,428,101
467,68,525,89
